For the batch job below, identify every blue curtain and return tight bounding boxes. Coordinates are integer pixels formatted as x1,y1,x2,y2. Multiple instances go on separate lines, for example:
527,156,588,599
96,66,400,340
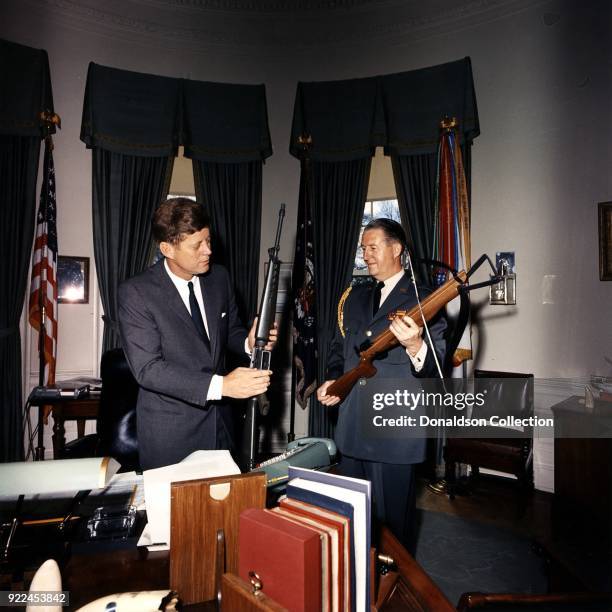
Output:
193,160,263,324
310,157,372,438
0,135,41,461
92,150,173,351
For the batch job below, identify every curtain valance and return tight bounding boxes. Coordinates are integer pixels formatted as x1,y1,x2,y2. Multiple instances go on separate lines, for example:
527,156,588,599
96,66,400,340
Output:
0,39,54,137
182,80,272,162
80,63,180,157
80,63,272,161
381,57,479,156
290,57,479,160
289,77,386,161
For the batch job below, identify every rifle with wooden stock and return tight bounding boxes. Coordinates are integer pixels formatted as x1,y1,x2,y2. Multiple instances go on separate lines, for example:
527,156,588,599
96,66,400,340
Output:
326,271,467,402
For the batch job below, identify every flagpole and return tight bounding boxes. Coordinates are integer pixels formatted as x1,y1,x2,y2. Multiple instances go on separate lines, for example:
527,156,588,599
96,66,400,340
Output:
34,135,52,461
33,112,60,460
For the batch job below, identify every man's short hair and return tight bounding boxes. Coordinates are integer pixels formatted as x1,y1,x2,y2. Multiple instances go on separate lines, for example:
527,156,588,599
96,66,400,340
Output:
152,197,209,245
363,218,407,254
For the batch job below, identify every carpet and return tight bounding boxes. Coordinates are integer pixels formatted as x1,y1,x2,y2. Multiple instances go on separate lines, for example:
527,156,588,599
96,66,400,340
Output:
415,510,548,606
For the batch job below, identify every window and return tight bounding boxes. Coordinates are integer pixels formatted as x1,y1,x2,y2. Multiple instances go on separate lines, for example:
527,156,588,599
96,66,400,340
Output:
353,198,401,275
167,193,196,201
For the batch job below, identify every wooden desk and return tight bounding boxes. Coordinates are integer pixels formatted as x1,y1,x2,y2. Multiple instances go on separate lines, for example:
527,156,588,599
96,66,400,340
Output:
63,547,170,610
61,527,453,612
551,396,612,542
50,395,100,459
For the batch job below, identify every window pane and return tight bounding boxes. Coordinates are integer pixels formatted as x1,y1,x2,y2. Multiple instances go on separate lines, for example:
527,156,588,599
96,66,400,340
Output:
373,199,400,222
353,198,401,273
354,227,367,271
167,193,196,201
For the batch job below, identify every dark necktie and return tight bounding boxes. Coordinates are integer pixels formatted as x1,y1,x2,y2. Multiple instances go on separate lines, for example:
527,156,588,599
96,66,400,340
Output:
188,281,210,347
372,281,385,317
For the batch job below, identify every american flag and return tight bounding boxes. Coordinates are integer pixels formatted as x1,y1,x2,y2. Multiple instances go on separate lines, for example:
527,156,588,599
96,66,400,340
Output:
28,139,58,386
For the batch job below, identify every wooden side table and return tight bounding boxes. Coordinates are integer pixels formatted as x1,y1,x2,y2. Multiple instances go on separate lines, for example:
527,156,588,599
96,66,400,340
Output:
551,396,612,544
50,395,100,459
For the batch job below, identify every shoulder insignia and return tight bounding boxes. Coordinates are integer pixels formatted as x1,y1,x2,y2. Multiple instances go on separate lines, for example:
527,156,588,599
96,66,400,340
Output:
337,285,352,338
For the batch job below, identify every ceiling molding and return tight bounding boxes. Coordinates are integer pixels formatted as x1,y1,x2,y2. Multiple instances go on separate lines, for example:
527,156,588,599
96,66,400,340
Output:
24,0,545,52
133,0,384,12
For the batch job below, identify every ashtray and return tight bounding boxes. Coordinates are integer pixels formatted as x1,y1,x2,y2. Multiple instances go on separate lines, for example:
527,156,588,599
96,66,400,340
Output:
86,504,137,540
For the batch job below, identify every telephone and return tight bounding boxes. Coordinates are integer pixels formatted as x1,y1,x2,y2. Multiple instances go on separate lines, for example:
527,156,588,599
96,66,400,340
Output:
286,437,337,456
251,437,337,492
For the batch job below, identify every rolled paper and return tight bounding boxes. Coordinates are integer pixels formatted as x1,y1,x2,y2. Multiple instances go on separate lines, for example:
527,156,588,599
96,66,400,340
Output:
0,457,120,497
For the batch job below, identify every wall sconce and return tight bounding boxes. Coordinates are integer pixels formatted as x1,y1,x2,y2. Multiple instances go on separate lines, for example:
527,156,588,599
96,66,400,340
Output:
490,252,516,305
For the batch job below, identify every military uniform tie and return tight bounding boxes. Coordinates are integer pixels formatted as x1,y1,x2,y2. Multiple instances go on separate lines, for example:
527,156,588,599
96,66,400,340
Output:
372,281,385,317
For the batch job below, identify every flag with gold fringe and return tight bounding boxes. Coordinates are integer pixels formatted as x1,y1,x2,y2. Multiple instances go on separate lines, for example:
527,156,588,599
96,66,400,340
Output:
432,117,472,370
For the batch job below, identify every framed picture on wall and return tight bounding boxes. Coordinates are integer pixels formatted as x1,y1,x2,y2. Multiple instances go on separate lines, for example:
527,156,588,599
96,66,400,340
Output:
58,256,90,303
599,202,612,281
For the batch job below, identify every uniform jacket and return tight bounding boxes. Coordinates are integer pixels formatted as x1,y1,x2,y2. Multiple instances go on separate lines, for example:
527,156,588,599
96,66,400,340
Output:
326,272,446,464
118,259,247,470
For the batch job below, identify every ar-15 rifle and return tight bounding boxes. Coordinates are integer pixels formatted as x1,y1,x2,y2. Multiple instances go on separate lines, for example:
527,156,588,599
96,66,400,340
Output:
326,271,467,402
242,204,285,471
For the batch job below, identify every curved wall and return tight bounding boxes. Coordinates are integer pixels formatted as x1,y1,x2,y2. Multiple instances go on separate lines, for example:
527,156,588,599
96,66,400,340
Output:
2,0,610,458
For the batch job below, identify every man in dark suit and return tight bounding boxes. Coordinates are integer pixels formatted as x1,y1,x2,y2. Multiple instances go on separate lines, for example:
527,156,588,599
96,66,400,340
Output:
118,198,275,470
317,218,446,552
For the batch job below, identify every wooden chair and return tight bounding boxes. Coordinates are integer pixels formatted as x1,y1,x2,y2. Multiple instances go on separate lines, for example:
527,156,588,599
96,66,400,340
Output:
444,370,534,508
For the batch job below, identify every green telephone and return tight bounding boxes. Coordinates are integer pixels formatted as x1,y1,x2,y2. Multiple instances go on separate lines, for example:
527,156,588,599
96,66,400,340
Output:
251,437,337,492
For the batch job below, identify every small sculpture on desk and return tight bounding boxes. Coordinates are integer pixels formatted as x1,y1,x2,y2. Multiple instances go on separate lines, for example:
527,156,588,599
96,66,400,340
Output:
74,590,180,611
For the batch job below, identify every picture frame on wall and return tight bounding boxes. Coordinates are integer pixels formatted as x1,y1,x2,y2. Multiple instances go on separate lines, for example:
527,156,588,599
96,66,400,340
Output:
58,256,90,303
599,202,612,281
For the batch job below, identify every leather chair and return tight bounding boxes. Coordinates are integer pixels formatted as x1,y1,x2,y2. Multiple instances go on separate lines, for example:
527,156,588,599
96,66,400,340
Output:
96,348,140,472
444,369,534,507
63,348,140,472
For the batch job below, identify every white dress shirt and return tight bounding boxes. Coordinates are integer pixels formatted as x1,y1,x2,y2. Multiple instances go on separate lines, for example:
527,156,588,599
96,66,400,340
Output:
163,259,226,400
378,269,428,372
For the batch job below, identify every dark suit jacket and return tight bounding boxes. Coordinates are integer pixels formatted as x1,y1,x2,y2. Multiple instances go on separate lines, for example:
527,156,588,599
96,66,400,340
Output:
118,260,247,470
326,272,446,465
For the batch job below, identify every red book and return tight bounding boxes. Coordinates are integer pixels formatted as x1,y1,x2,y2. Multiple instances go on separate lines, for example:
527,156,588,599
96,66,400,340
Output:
269,507,332,612
239,508,322,612
280,497,351,612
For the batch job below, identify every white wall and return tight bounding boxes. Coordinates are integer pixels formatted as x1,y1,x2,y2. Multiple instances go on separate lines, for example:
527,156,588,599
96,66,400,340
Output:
3,0,610,462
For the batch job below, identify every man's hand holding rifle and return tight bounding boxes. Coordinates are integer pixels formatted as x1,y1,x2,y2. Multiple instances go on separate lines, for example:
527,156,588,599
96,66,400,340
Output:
221,318,278,399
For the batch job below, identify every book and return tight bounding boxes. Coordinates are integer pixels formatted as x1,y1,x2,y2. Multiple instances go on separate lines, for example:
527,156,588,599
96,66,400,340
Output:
279,497,350,612
288,467,371,609
272,505,343,612
287,477,369,612
269,507,332,612
286,485,356,612
239,508,322,612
